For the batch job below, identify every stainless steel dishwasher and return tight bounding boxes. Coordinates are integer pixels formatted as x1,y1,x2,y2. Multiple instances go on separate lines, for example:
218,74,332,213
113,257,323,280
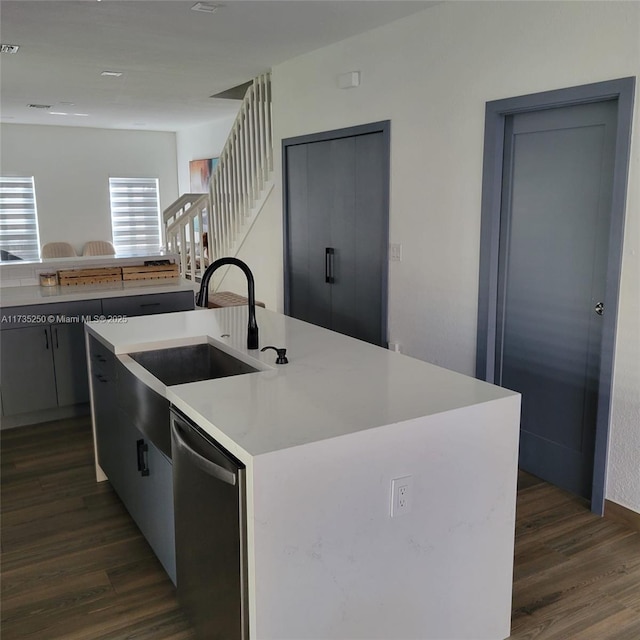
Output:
171,407,248,640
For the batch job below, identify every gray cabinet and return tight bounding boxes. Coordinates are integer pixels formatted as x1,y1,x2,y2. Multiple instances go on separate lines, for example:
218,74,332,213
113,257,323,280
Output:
0,300,101,416
52,322,91,406
89,336,176,584
129,431,175,583
0,326,58,415
102,290,194,317
1,290,194,422
90,337,120,480
284,125,389,347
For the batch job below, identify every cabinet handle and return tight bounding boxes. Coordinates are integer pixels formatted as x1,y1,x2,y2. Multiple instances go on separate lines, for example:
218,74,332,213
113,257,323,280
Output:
136,439,150,477
54,327,59,349
325,247,335,284
44,328,49,350
140,302,161,308
94,373,107,383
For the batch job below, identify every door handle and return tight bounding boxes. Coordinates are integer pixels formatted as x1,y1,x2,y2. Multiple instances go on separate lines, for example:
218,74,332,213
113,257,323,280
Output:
136,439,150,477
325,247,335,284
595,302,604,316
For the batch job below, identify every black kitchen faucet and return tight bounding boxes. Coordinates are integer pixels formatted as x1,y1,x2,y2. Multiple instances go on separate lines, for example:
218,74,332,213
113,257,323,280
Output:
196,257,259,350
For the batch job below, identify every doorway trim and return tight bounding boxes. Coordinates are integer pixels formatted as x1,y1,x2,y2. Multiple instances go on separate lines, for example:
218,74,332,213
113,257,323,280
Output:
475,77,635,514
282,120,391,345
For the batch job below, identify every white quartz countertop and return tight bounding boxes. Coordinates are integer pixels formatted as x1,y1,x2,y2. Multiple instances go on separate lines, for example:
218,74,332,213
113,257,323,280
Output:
0,278,197,307
86,306,517,462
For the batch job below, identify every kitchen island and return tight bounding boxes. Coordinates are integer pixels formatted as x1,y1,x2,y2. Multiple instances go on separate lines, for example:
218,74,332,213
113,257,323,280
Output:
87,306,520,640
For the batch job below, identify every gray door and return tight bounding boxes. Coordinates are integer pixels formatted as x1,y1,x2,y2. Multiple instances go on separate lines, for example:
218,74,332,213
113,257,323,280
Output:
497,101,617,498
0,326,58,415
285,124,389,346
52,323,90,406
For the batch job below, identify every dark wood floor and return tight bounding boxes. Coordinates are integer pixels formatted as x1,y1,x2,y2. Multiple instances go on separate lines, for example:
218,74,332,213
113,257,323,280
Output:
1,417,194,640
510,472,640,639
2,417,639,639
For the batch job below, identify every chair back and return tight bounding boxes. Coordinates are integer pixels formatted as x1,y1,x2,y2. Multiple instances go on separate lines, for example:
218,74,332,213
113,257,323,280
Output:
41,242,76,258
82,241,116,256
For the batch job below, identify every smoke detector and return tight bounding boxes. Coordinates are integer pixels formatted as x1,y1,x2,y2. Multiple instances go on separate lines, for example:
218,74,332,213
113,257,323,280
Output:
191,3,223,13
1,44,20,54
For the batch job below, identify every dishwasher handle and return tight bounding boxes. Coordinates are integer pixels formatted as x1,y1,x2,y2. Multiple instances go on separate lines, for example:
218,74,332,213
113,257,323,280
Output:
172,420,237,486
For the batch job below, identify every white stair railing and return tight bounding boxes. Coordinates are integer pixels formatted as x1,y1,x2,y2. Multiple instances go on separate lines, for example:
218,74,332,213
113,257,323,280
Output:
164,193,210,281
164,72,272,282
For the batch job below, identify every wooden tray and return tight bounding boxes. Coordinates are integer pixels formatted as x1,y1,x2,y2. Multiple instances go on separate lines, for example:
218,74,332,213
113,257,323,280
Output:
122,264,179,281
58,267,122,286
207,291,266,308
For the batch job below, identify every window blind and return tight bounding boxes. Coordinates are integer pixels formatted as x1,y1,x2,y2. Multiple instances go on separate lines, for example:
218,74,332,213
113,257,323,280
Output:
0,176,41,261
109,177,161,256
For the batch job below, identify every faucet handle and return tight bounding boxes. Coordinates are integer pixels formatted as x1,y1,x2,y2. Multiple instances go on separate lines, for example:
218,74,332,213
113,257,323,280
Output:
260,346,288,365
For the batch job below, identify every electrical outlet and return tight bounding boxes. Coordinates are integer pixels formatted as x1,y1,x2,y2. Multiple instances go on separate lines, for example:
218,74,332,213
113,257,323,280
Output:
389,243,402,262
390,475,412,517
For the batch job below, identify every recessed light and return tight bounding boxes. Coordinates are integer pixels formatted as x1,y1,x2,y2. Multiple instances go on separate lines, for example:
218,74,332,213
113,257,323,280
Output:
1,44,20,54
191,2,223,14
49,112,68,116
101,70,123,77
74,113,90,117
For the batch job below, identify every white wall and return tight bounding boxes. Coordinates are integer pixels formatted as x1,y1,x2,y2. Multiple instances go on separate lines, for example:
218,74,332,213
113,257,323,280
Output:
175,115,238,195
239,1,640,511
0,124,178,255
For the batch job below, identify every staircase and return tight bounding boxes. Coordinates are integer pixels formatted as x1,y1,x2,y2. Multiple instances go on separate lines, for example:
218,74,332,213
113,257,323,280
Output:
164,72,273,282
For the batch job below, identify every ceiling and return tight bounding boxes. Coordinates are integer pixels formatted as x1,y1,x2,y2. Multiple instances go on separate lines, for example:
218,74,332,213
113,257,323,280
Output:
0,0,437,132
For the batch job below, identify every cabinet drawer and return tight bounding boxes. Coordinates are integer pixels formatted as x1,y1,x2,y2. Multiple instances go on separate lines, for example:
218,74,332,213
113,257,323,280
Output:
117,359,171,458
88,336,115,377
101,291,194,317
0,300,102,330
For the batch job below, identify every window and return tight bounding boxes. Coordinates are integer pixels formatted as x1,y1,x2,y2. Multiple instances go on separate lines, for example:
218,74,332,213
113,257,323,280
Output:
0,176,41,261
109,177,162,255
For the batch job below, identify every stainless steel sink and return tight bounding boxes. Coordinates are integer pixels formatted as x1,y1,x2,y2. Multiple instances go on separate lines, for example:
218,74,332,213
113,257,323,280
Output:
129,343,259,387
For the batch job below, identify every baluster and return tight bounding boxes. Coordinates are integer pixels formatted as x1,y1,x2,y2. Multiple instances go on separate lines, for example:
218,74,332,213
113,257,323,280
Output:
238,108,249,215
229,131,236,240
223,152,232,254
253,80,260,200
231,131,239,239
179,223,187,277
258,74,267,185
233,130,241,235
206,204,213,266
242,104,252,215
265,74,273,172
247,84,257,202
213,173,222,260
219,155,227,255
197,209,204,274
